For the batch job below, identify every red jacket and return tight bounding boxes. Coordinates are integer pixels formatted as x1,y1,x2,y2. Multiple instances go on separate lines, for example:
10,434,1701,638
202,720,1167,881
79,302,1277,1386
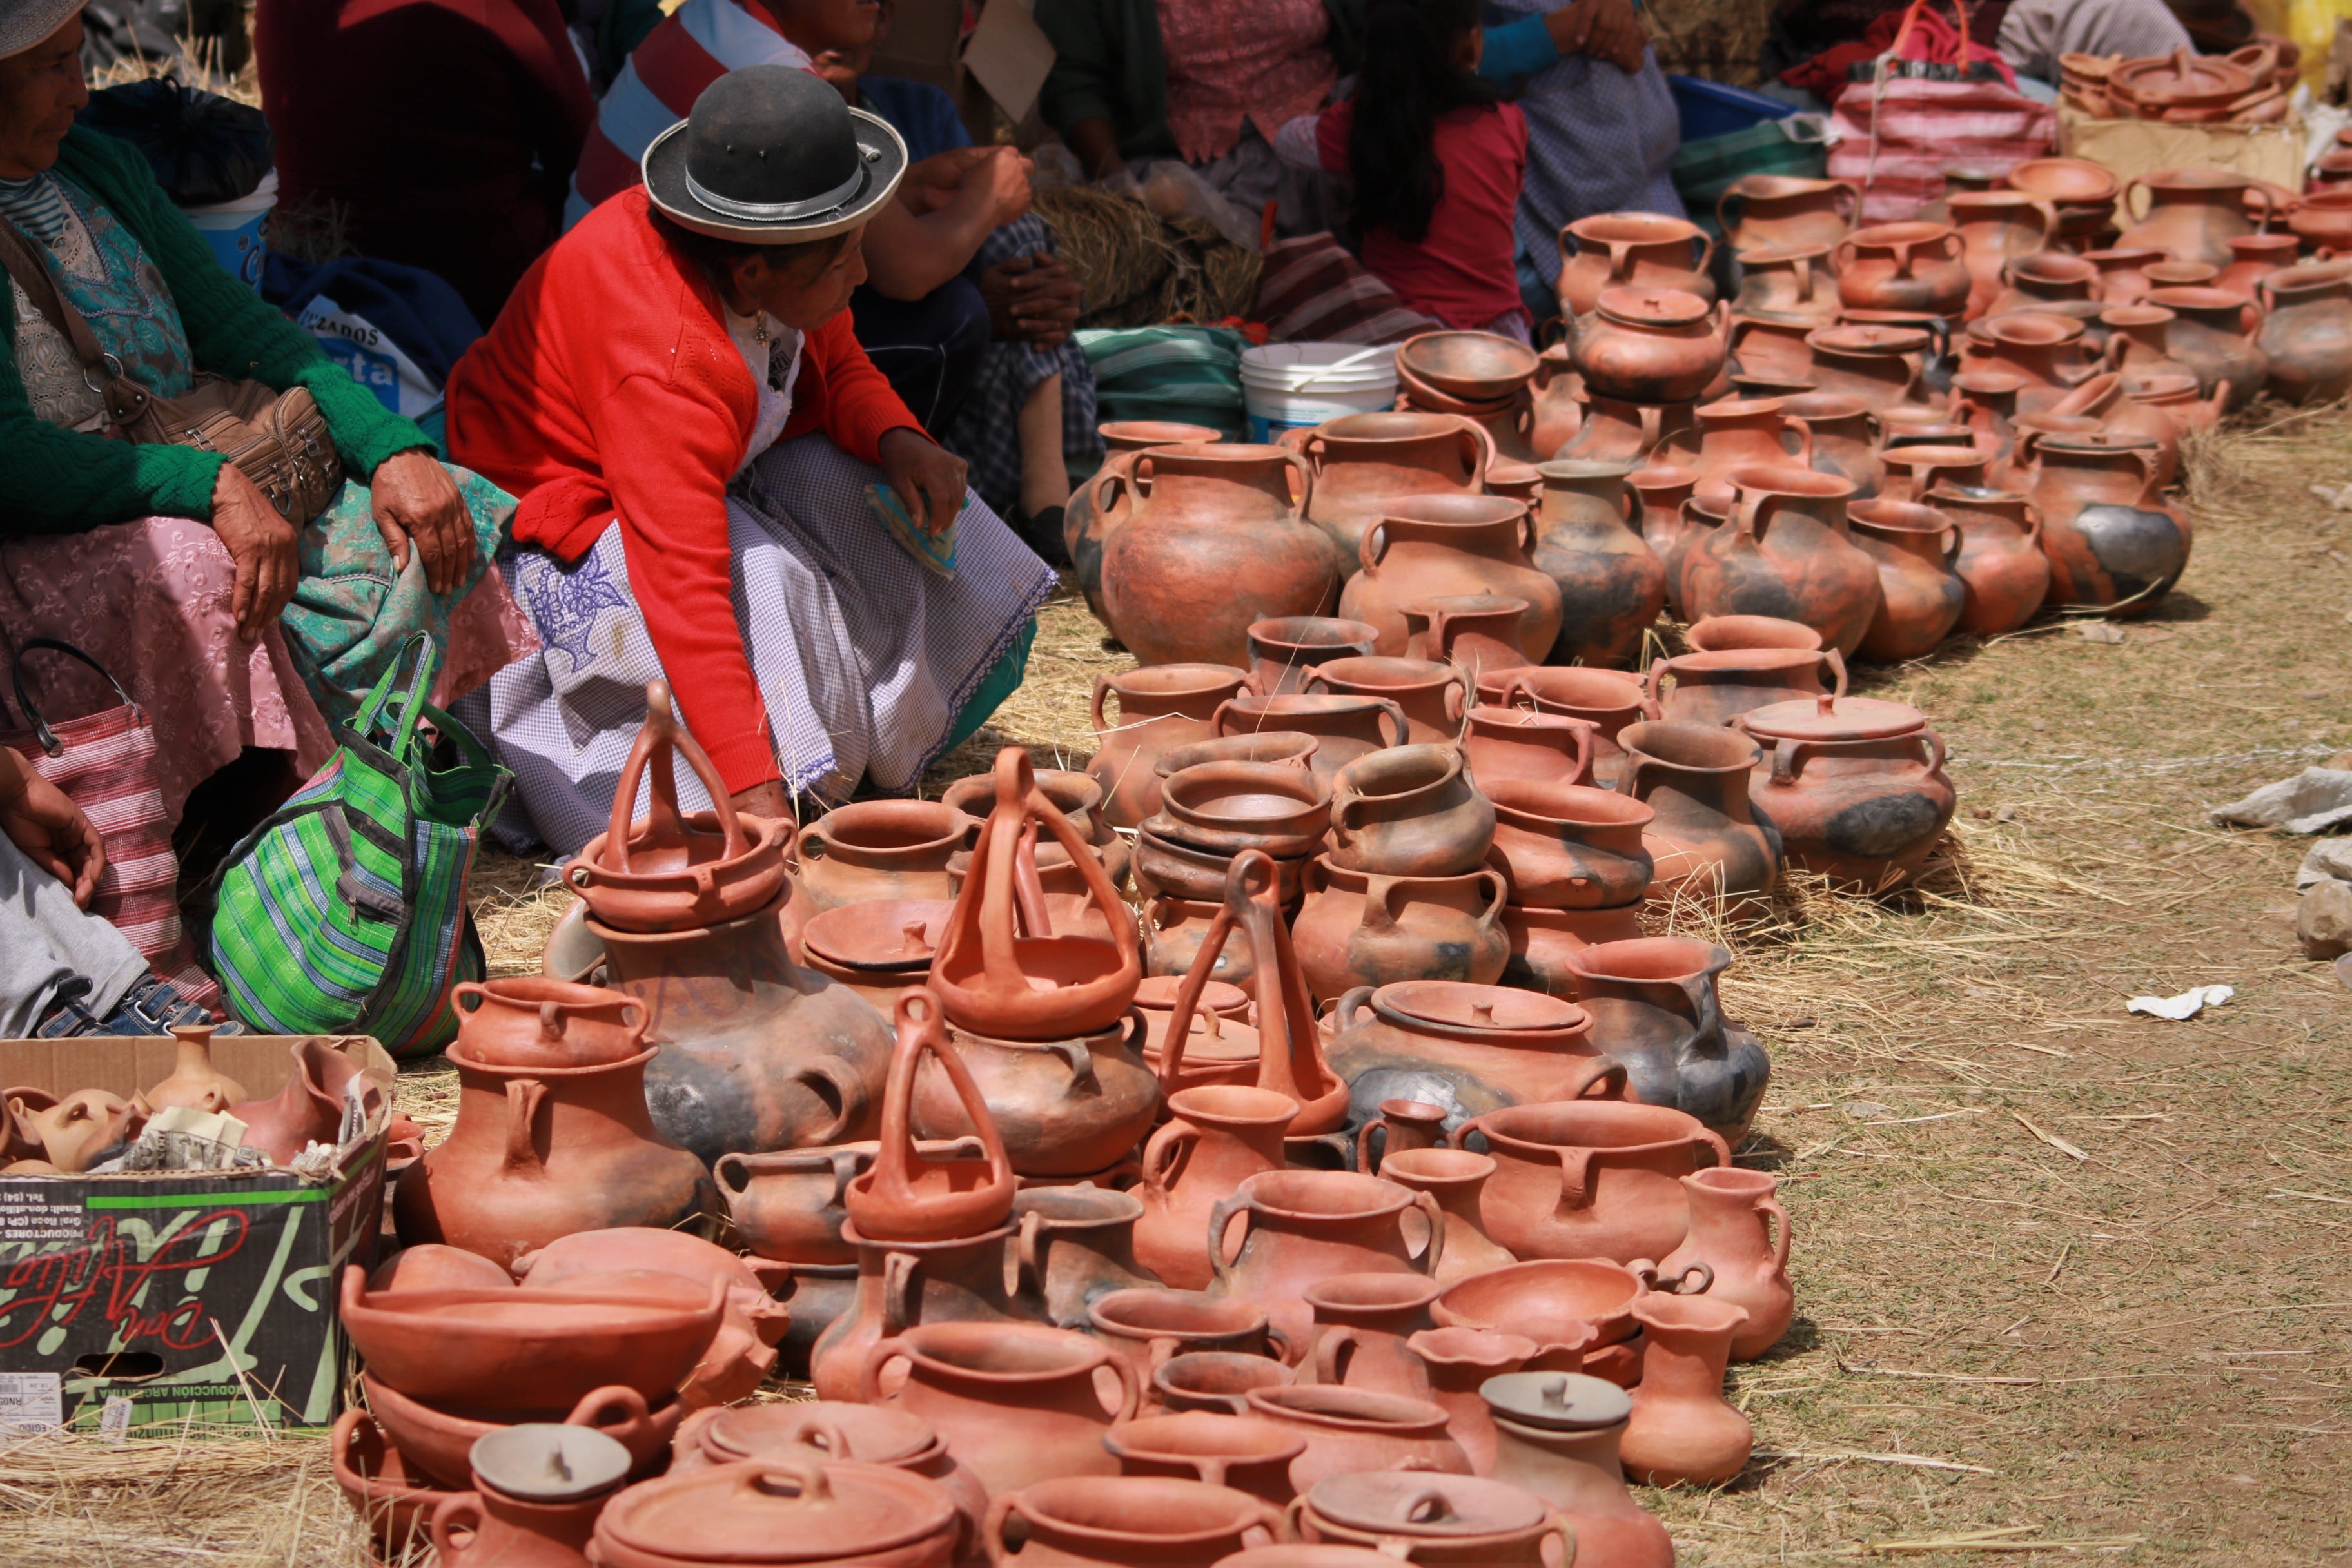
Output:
446,189,920,793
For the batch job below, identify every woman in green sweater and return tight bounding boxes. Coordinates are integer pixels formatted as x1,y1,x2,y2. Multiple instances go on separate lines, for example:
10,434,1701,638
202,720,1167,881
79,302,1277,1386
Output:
0,0,528,825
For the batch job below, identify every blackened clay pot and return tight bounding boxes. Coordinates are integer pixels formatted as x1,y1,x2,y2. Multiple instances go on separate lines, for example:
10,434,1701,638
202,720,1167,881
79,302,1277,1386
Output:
1560,937,1770,1146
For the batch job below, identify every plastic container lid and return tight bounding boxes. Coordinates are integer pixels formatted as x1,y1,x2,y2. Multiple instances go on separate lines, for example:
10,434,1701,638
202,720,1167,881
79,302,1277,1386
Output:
1481,1371,1632,1431
1739,694,1928,742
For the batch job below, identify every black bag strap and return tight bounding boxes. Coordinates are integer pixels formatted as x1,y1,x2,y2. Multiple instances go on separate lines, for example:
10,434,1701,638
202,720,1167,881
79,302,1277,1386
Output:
7,637,141,758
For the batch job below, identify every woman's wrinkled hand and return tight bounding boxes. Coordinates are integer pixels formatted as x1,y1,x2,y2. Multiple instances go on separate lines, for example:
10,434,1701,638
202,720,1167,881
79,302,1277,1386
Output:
0,745,106,907
210,462,299,643
1578,0,1648,72
877,427,969,537
371,449,476,596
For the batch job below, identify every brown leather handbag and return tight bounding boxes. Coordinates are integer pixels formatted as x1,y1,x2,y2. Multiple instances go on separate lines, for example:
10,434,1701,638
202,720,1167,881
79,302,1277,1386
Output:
0,220,343,525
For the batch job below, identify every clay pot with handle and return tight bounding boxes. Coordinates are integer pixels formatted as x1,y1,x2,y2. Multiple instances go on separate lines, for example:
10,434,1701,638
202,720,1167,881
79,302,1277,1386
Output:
1660,395,1811,511
1526,459,1667,669
1008,1185,1163,1329
1304,657,1471,747
364,1377,681,1492
1618,1294,1752,1486
1984,250,2099,319
666,1400,988,1547
1560,936,1770,1145
2215,231,2302,297
333,1408,458,1562
1558,211,1717,320
1739,693,1958,894
1297,1272,1445,1400
803,1218,1031,1402
1156,1353,1298,1415
1847,498,1966,662
1716,174,1857,255
450,977,649,1070
1103,1411,1307,1505
428,1424,631,1568
840,988,1017,1246
1573,288,1727,405
1800,324,1925,411
1452,1097,1732,1265
2142,284,2266,412
1090,1289,1291,1400
919,1012,1161,1181
1643,643,1846,729
2024,430,2191,614
1356,1097,1449,1175
1946,192,2058,319
589,1453,964,1568
1298,412,1494,565
1616,720,1784,920
1396,594,1532,677
2257,262,2352,406
1340,495,1563,661
1244,1386,1472,1494
1932,484,2050,634
1556,392,1698,467
1835,221,1970,317
983,1476,1286,1568
1461,703,1595,792
1204,1169,1446,1352
1290,1473,1571,1568
1430,1257,1678,1386
1481,778,1654,910
1379,1150,1519,1288
1246,616,1380,698
796,800,978,914
1068,421,1224,619
1213,693,1411,790
1657,1166,1792,1360
1322,980,1618,1132
719,1141,957,1266
1134,1085,1300,1289
1779,391,1884,501
1482,667,1656,790
1731,242,1838,324
1679,464,1881,660
1482,1374,1674,1568
2115,168,2276,271
1328,744,1494,879
1088,664,1254,830
1292,858,1511,1002
1405,1327,1540,1474
862,1321,1140,1500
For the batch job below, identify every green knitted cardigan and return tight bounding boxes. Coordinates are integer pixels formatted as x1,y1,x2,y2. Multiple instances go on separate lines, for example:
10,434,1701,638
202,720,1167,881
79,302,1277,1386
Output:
0,127,429,536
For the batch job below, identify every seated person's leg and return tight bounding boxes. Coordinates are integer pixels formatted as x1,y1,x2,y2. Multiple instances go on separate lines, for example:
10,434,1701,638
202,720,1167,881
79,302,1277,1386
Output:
849,275,994,431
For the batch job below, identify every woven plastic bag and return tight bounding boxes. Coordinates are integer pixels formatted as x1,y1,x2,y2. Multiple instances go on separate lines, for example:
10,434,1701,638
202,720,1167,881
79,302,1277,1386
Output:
1827,0,2056,222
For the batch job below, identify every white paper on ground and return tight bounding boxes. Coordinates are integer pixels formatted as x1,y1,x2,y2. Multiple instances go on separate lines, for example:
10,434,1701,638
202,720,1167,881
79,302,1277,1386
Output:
2126,984,2235,1021
2208,769,2352,835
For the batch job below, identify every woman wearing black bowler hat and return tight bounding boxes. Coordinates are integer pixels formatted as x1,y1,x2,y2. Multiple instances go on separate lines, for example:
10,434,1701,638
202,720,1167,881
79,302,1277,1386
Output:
444,65,1057,856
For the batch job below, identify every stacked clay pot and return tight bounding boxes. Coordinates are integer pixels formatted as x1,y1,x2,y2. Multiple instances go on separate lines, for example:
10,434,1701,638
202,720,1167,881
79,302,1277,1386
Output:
1394,330,1545,466
1140,758,1333,986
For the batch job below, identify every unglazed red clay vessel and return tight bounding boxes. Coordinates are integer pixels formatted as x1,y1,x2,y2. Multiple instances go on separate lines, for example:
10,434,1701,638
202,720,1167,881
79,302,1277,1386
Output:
1716,174,1857,255
1479,667,1656,789
1616,720,1783,918
1324,980,1612,1130
1291,859,1509,1002
145,1023,248,1114
1644,644,1845,729
1298,1273,1444,1400
1558,211,1716,318
2114,168,2274,271
1659,396,1809,509
1376,1149,1518,1287
1069,421,1225,620
1730,241,1838,324
718,1137,971,1266
2143,285,2264,412
803,1218,1029,1402
1529,460,1668,668
1429,1260,1651,1384
1573,288,1725,405
1405,1326,1539,1473
1244,617,1382,698
667,1400,988,1548
588,1455,962,1568
1304,656,1471,747
511,1228,790,1409
1561,936,1769,1144
1134,975,1260,1092
1328,745,1494,879
1462,704,1595,792
1482,1374,1674,1568
1341,495,1562,662
371,1244,514,1295
1243,1386,1471,1494
1008,1185,1163,1329
1298,411,1493,564
1155,1352,1299,1415
1949,193,2059,319
1620,1293,1752,1486
1481,779,1654,910
1835,220,1970,317
862,1320,1140,1498
1932,484,2050,634
334,1409,459,1563
1801,323,1925,412
1134,1085,1298,1290
226,1038,370,1166
1104,1411,1306,1504
1658,1166,1792,1360
1088,665,1255,830
1847,498,1965,662
1738,693,1956,894
2023,430,2191,614
1400,594,1533,676
1453,1099,1732,1265
1206,1170,1445,1352
983,1475,1287,1567
1679,464,1881,659
796,799,979,914
1291,1472,1570,1568
1356,1098,1448,1175
2257,262,2352,406
450,977,648,1070
362,1376,681,1490
1090,1290,1288,1402
1213,694,1411,788
843,989,1017,1244
919,1012,1159,1179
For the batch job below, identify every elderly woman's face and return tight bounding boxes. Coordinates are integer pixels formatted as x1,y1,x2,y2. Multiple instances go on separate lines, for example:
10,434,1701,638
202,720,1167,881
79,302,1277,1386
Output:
727,223,870,332
0,14,87,181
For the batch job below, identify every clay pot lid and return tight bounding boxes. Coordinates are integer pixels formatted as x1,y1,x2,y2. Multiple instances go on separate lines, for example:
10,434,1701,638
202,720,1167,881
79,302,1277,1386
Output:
1740,694,1927,741
2100,304,2174,327
598,1456,956,1562
801,899,955,971
2123,372,2200,400
702,1402,937,1467
1306,1473,1547,1536
2034,429,2161,457
2143,286,2242,313
1984,312,2081,346
1593,286,1712,328
1375,981,1581,1034
1135,975,1250,1015
1733,240,1833,264
1807,323,1928,355
1482,1371,1632,1431
2112,47,2251,105
470,1424,632,1500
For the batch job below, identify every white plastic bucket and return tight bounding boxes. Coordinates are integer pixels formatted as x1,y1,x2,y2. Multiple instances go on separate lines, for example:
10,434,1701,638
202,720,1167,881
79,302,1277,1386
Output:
1240,342,1397,442
181,168,277,292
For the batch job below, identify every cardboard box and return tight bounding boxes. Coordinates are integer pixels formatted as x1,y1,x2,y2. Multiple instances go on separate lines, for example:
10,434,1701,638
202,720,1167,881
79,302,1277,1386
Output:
2057,104,2308,212
0,1035,394,1434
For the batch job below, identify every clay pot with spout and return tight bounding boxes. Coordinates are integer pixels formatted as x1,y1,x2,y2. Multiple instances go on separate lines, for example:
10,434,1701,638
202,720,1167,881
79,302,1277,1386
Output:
1740,693,1958,892
1558,212,1716,319
1946,193,2058,319
1246,616,1381,698
1680,465,1882,658
1244,1386,1471,1493
2257,262,2352,406
1526,460,1667,669
1801,324,1925,411
1328,745,1494,879
2025,431,2191,614
1732,242,1838,324
1292,858,1511,1001
1009,1185,1163,1329
1205,1169,1445,1351
1292,1473,1569,1567
1104,1412,1307,1505
1644,643,1846,729
1561,936,1770,1143
144,1023,248,1114
1304,657,1471,747
2116,168,2276,270
1847,498,1965,661
1573,288,1725,405
1338,495,1562,661
1482,667,1657,790
1616,720,1783,918
1454,1099,1731,1264
1658,1167,1791,1360
861,1321,1139,1498
1088,664,1254,830
1097,444,1340,669
1462,703,1594,792
1619,1294,1752,1486
1068,422,1225,620
798,801,978,915
1298,1273,1444,1400
1483,1374,1674,1568
983,1476,1286,1568
1298,413,1493,564
1135,1084,1299,1289
1323,980,1619,1132
1932,485,2051,634
1835,221,1971,318
1716,174,1857,255
1482,779,1653,909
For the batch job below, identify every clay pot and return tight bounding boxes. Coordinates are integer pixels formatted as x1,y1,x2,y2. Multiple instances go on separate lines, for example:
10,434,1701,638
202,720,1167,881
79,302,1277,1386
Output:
1643,644,1845,729
1834,222,1970,318
144,1023,248,1113
1008,1185,1162,1329
1097,444,1340,669
2215,231,2302,296
512,1232,789,1411
1453,1099,1732,1265
863,1321,1139,1498
1246,617,1382,698
1930,484,2051,634
719,1141,941,1266
2024,431,2191,614
364,1377,681,1492
0,1088,139,1173
1091,1289,1288,1400
1497,904,1645,999
1400,594,1535,676
591,1454,963,1568
1405,1327,1538,1473
1296,1272,1444,1402
1716,175,1857,255
1684,614,1820,653
1292,1473,1569,1567
797,897,950,1015
1773,392,1881,501
798,801,979,914
1846,498,1965,662
1144,894,1259,988
1969,313,2097,413
1400,331,1542,404
1355,1098,1449,1176
2142,284,2266,411
1482,779,1654,910
1730,242,1838,324
1157,761,1331,854
334,1409,458,1562
1326,745,1494,879
1429,1259,1656,1385
1946,193,2058,319
1985,251,2099,318
1244,1386,1471,1494
2125,371,2226,437
1304,658,1471,748
1322,981,1615,1132
1625,466,1700,587
1573,288,1725,406
1556,393,1698,467
1680,465,1881,658
450,977,648,1071
1130,1084,1296,1288
2257,262,2352,405
1482,1375,1674,1568
1801,324,1925,411
2115,168,2275,271
805,1211,1032,1401
1293,858,1510,1002
1206,1169,1444,1351
1104,1411,1306,1504
2100,303,2192,386
1213,694,1411,789
2289,187,2352,253
1461,704,1595,793
668,1402,988,1549
984,1476,1286,1567
1738,693,1957,893
1134,975,1260,1088
1088,665,1255,830
1618,1294,1752,1486
1157,1352,1300,1415
225,1037,373,1166
1479,667,1656,790
2082,246,2168,306
915,1014,1159,1181
1338,495,1563,663
1618,720,1783,917
1560,936,1770,1144
1522,460,1667,669
1723,311,1817,387
1659,397,1810,513
1300,413,1493,564
1657,1167,1790,1361
1877,442,1991,504
1558,213,1716,320
1068,422,1226,619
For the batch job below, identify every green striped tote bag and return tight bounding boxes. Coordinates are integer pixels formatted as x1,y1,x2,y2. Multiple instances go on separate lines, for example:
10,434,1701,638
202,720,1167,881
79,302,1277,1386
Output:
210,633,512,1059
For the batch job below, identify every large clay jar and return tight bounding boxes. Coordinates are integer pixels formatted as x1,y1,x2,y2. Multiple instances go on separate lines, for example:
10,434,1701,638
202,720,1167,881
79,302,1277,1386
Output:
1481,667,1656,790
1801,324,1925,411
2143,286,2265,411
1616,721,1783,919
1293,1473,1569,1567
1679,465,1881,658
1378,1149,1517,1288
1328,745,1494,879
862,1322,1137,1499
1453,1100,1731,1264
1135,1084,1299,1290
1558,212,1716,319
1298,1273,1444,1400
1932,484,2050,635
1618,1295,1752,1487
1946,193,2057,319
1098,444,1340,669
2257,262,2352,406
1244,1386,1471,1494
799,801,979,914
1299,413,1492,565
394,1043,712,1268
1847,498,1965,662
1716,175,1857,254
1292,858,1510,1003
1643,644,1845,729
1834,222,1970,318
1560,936,1770,1144
1010,1185,1163,1329
1322,981,1618,1132
1206,1169,1445,1351
983,1476,1286,1568
1482,1375,1675,1568
1573,288,1725,405
1338,495,1563,662
1482,779,1653,910
1068,421,1224,620
2115,168,2273,271
2025,430,2190,614
1213,694,1411,790
1738,692,1957,892
1527,460,1670,671
1405,1328,1539,1473
917,1015,1159,1180
1088,665,1254,831
1731,242,1838,324
1658,1167,1791,1361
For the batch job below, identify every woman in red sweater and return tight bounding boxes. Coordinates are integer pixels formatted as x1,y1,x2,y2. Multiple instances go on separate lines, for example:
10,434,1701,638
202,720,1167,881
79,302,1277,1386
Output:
446,67,1055,853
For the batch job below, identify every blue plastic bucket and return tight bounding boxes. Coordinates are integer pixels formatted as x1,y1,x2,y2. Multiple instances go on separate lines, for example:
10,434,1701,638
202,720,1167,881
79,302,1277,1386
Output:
1667,75,1796,142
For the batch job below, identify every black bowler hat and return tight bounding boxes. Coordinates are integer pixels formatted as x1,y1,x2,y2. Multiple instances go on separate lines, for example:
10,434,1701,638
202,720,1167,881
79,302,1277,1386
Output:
643,64,907,242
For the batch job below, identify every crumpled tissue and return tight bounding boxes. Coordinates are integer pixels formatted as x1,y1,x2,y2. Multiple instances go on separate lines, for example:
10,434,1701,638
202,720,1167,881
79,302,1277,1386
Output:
2126,984,2234,1021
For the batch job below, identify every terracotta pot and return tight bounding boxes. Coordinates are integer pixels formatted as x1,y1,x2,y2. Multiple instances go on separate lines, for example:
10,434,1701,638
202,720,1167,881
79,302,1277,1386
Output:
224,1038,372,1167
2257,262,2352,405
1522,460,1668,669
364,1377,680,1492
1461,704,1595,793
1336,495,1562,663
1834,221,1970,318
1643,644,1845,729
1618,1294,1751,1486
1134,974,1257,1077
1716,175,1857,255
144,1023,248,1114
1478,667,1656,790
591,1455,962,1568
1482,1375,1674,1568
2024,430,2191,613
1087,665,1255,830
1144,894,1259,988
2068,369,2179,489
717,1142,924,1266
2082,246,2169,306
1323,981,1615,1132
1683,613,1820,652
797,897,950,1017
2215,231,2302,296
2140,284,2266,412
1635,722,1794,919
1800,324,1924,411
669,1402,988,1549
1404,1327,1538,1473
805,1214,1032,1401
1625,467,1701,593
2100,303,2192,386
1293,858,1510,1002
1558,212,1716,320
1497,905,1645,998
1481,779,1654,910
1992,411,2101,491
1303,658,1471,748
1244,1386,1471,1494
1068,423,1226,619
1730,242,1838,324
984,1476,1286,1568
1291,1473,1569,1567
1738,693,1957,894
1429,1259,1657,1385
1157,1351,1300,1414
1400,331,1542,404
2289,187,2352,254
1984,250,2099,318
1091,1289,1288,1402
2115,168,2276,270
1930,484,2051,634
1454,1099,1731,1265
1213,694,1411,789
1295,1272,1444,1403
1559,936,1770,1144
1156,761,1330,855
1877,442,1990,504
1968,313,2099,414
1946,193,2058,319
1355,1098,1449,1177
510,1230,790,1410
2125,370,2226,436
1399,594,1535,676
448,977,647,1072
1556,393,1697,467
1679,464,1881,658
0,1087,136,1173
1772,391,1880,501
1006,1184,1162,1329
371,1244,514,1295
334,1409,458,1562
1723,310,1817,387
1131,1084,1297,1288
1206,1169,1444,1351
1526,348,1583,461
1656,1167,1790,1362
1246,617,1382,698
1573,288,1725,406
1658,396,1812,514
798,801,978,914
1299,413,1493,564
836,988,1017,1247
1846,498,1965,661
912,1014,1159,1181
1104,1411,1306,1504
1324,745,1493,879
863,1321,1139,1498
1948,369,2026,466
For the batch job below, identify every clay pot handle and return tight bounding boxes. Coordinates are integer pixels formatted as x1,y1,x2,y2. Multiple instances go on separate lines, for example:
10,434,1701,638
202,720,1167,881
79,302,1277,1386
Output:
1363,874,1406,933
1091,463,1132,529
1206,1188,1254,1286
1371,696,1412,750
880,1252,920,1333
1280,449,1317,515
1015,1208,1047,1297
1095,1339,1142,1421
2119,174,2150,222
983,1493,1029,1567
1406,1188,1447,1279
1831,235,1860,276
429,1491,485,1563
740,1458,832,1505
1712,186,1743,241
1564,1056,1629,1101
566,1384,652,1448
1760,1193,1794,1273
1690,230,1718,282
1653,1260,1714,1295
502,1079,546,1171
859,988,1016,1229
1641,657,1669,711
859,1333,913,1404
1089,674,1116,736
449,981,490,1017
1695,1128,1734,1168
1442,670,1469,733
1603,238,1635,282
1453,417,1498,489
1334,985,1376,1034
1154,887,1242,1093
1917,726,1950,779
792,1054,872,1148
1140,1117,1200,1195
1554,1146,1598,1213
2249,179,2276,235
1360,522,1391,576
1315,1326,1362,1386
596,680,753,875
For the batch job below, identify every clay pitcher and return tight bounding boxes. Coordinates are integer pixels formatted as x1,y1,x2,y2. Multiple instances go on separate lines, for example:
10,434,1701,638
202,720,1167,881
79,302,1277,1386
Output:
1340,495,1563,662
1097,444,1340,669
1527,346,1583,462
1300,413,1493,564
1089,665,1255,830
1524,461,1666,669
1068,420,1224,620
2257,262,2352,406
805,1219,1030,1400
861,1321,1139,1498
1618,1294,1752,1486
2084,246,2168,306
1715,174,1857,255
1678,465,1882,658
1946,192,2057,319
1835,221,1971,318
1246,616,1381,698
1299,1273,1444,1400
1658,1167,1792,1360
1451,1097,1731,1264
1662,396,1810,509
1931,485,2051,635
2115,168,2275,271
2024,431,2190,614
1779,392,1885,500
1206,1170,1446,1351
1135,1084,1300,1290
1378,1149,1516,1287
1615,720,1783,919
1847,498,1965,662
1559,935,1770,1144
1557,211,1716,319
1730,242,1838,324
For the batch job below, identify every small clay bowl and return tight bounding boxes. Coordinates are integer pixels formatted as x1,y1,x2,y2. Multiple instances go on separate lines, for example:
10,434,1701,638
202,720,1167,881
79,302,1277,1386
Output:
1397,331,1542,403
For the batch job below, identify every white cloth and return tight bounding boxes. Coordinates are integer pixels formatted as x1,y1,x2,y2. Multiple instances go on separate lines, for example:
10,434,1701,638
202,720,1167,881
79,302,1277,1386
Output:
2209,769,2352,836
1996,0,2192,83
721,304,805,475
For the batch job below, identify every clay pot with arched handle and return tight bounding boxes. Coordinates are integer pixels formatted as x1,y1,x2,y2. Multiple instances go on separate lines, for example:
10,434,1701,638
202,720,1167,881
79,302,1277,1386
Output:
1087,664,1254,830
1067,421,1224,619
1451,1098,1732,1264
1779,392,1883,501
1573,288,1727,405
1716,173,1857,255
2115,168,2277,271
1339,495,1563,660
1206,1169,1446,1359
1557,211,1717,320
2024,431,2191,614
1657,1167,1792,1360
1679,464,1882,658
1848,498,1966,662
841,988,1017,1244
1658,396,1812,513
1738,693,1957,894
861,1321,1141,1499
1559,936,1770,1144
1298,412,1494,565
1930,484,2050,634
1835,221,1970,318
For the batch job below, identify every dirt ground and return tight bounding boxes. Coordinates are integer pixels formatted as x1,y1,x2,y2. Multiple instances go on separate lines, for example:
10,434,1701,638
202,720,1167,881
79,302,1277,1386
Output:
9,410,2351,1566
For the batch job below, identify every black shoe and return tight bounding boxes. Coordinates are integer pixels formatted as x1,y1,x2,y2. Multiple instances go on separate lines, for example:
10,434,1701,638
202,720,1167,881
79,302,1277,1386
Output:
1013,504,1072,570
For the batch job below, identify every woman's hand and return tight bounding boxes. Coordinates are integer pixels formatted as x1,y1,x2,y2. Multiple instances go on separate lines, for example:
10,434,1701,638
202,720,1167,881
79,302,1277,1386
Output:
0,746,105,908
878,427,969,537
371,449,477,596
210,462,299,643
729,780,792,820
978,253,1084,348
1545,0,1646,72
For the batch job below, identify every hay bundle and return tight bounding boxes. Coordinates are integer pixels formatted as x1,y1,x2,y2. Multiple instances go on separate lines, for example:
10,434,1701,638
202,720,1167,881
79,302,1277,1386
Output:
1035,187,1262,329
1644,0,1772,88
